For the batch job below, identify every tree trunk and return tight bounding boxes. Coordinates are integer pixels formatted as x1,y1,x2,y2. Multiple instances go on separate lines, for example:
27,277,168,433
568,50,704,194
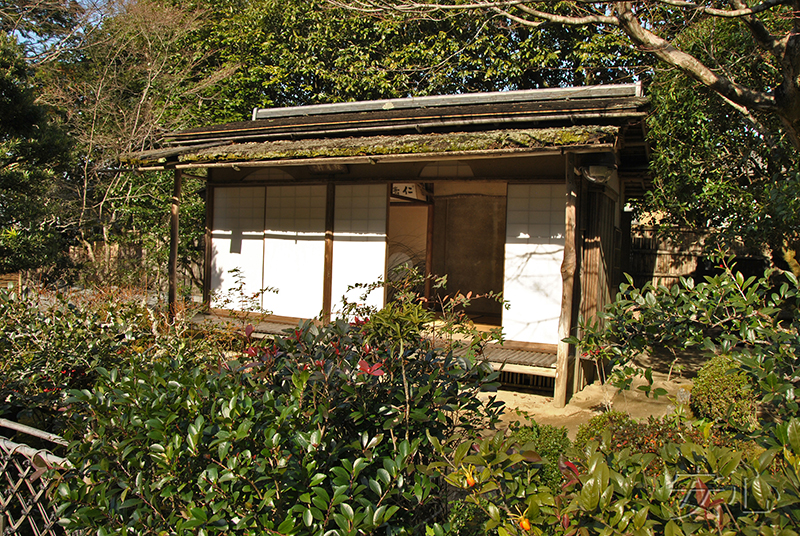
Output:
775,32,800,151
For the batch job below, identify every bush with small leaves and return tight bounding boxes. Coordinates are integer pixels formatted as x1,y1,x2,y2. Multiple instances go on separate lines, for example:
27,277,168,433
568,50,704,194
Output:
509,416,571,492
691,353,758,430
573,411,635,451
445,499,492,536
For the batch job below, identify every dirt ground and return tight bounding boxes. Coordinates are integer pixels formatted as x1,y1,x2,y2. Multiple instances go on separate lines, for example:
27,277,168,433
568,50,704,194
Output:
481,370,694,440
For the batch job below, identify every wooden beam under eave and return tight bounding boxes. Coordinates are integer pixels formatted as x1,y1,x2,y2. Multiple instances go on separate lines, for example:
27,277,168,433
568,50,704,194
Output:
554,154,578,408
168,169,183,321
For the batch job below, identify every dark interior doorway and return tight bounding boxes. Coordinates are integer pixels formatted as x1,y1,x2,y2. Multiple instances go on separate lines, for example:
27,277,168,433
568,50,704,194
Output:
431,182,507,324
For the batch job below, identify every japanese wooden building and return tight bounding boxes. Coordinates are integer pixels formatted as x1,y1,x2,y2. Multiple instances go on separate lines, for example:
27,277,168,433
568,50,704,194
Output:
125,83,650,405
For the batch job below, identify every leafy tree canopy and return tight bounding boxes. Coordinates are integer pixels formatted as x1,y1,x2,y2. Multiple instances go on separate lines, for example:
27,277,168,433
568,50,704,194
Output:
644,13,800,265
0,33,72,273
332,0,800,152
165,0,648,124
2,0,649,281
328,0,800,266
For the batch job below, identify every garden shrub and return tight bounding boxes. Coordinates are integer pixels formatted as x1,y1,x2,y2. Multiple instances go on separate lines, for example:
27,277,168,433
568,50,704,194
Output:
573,411,752,476
0,285,198,434
573,411,634,451
56,297,504,535
691,353,758,430
597,416,705,455
576,256,800,445
445,499,491,536
509,417,571,491
428,418,800,536
58,357,428,535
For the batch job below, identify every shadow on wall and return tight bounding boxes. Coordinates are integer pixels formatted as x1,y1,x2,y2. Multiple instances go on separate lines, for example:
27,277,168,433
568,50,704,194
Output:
503,241,564,344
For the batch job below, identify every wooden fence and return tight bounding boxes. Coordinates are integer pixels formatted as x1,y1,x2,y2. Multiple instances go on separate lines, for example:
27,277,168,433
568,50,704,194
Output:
626,227,707,288
625,226,767,289
0,273,21,289
0,420,71,535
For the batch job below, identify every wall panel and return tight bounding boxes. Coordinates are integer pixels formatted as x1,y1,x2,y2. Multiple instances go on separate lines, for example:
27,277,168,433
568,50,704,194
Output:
503,183,565,344
210,187,266,309
331,184,387,313
263,185,326,318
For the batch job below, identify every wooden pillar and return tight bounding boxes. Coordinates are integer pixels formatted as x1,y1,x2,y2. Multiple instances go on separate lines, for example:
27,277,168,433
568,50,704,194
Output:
573,174,589,393
554,154,578,408
424,203,434,302
202,183,214,308
168,169,183,321
322,182,336,323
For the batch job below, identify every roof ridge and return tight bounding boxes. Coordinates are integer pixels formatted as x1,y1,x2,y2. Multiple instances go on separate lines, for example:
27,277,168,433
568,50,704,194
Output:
251,83,643,121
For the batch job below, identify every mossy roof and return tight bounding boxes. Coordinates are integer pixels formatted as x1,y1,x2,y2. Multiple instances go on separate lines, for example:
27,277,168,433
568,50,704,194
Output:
125,126,619,168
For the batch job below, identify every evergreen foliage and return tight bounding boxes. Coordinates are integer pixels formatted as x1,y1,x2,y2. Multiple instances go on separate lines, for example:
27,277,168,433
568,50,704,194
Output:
0,34,72,273
645,14,800,266
691,354,758,430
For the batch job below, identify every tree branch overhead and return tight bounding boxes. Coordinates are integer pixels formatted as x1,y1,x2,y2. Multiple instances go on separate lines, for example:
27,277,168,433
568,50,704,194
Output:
331,0,800,150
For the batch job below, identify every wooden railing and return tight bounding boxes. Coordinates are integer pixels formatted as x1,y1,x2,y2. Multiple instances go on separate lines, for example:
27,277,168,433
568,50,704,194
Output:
0,419,71,535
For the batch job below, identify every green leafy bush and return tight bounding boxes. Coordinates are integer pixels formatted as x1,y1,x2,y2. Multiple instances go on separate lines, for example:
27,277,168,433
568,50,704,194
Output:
577,257,800,444
510,417,571,491
573,411,634,451
428,418,800,536
56,296,504,535
574,410,759,478
576,412,714,476
691,353,758,430
446,499,491,536
58,357,427,535
0,286,182,433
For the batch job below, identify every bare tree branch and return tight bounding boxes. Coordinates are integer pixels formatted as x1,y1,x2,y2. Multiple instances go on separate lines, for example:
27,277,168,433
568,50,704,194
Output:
727,0,785,59
331,0,790,18
332,0,800,148
514,4,617,26
656,0,788,18
615,2,775,112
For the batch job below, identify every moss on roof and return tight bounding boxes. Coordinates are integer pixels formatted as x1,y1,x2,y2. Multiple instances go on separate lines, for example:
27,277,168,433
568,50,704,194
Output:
124,126,619,167
181,126,617,164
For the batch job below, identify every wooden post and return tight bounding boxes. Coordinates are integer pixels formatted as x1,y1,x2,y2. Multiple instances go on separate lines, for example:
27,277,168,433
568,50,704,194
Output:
202,183,214,308
554,154,577,408
573,174,588,394
425,203,434,302
322,182,335,323
168,169,182,321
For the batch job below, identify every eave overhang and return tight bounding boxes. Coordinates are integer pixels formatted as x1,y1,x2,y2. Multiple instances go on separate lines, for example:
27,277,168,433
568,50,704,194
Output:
127,125,621,170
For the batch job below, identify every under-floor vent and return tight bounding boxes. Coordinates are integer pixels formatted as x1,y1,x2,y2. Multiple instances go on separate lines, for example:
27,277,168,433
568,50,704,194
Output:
498,370,555,393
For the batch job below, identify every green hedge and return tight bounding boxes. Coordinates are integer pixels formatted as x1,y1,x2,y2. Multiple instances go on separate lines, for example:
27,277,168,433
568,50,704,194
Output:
691,353,758,430
55,307,503,535
429,420,800,536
